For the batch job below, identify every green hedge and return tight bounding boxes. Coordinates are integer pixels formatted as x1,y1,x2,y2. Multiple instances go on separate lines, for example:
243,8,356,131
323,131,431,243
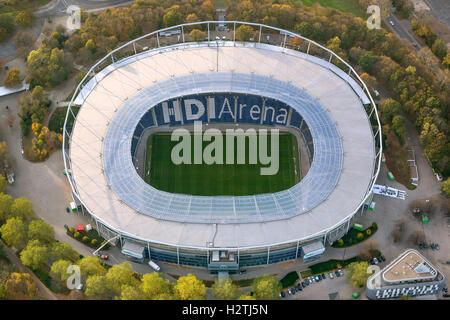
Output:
309,257,358,274
331,222,378,248
280,271,299,288
67,227,110,250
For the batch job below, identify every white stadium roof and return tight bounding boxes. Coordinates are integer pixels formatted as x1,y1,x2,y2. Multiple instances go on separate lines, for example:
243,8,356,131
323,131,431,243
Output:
67,29,378,249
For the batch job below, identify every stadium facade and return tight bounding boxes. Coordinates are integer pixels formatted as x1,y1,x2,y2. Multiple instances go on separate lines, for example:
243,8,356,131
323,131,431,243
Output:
63,22,382,272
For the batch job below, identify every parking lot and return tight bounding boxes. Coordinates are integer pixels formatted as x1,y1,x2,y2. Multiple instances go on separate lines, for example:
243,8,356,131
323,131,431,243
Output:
280,270,365,300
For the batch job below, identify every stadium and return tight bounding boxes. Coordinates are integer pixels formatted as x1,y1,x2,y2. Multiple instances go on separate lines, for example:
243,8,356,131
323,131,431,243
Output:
63,21,382,272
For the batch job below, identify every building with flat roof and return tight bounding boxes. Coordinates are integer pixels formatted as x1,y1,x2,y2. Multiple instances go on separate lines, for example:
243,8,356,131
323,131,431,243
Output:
63,21,381,272
366,249,446,299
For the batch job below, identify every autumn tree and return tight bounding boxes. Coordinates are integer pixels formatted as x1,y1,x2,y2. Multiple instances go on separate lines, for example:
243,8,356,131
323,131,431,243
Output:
358,51,377,72
105,262,140,298
212,276,241,300
441,178,450,196
27,46,69,87
85,274,110,299
120,285,146,300
10,197,35,221
0,192,13,221
162,5,183,27
0,13,15,42
0,176,7,194
20,240,50,270
28,219,55,243
391,115,407,143
174,273,206,300
140,272,173,300
4,68,21,87
189,29,205,42
50,259,72,282
0,217,28,249
251,274,281,300
15,11,34,28
5,273,37,300
431,38,447,61
50,242,79,263
346,261,371,288
14,31,35,59
77,256,107,280
236,25,255,42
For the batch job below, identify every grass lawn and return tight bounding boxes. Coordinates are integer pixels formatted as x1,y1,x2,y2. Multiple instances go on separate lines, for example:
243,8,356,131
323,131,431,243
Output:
145,131,301,196
0,0,51,14
299,0,366,18
48,106,80,134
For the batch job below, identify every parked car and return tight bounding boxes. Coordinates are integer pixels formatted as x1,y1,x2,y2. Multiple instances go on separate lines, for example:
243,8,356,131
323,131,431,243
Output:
328,272,334,279
66,207,70,213
301,281,306,288
315,275,320,282
389,20,395,26
435,173,443,182
338,269,344,276
435,243,440,250
335,270,341,277
279,291,285,298
322,273,326,279
378,255,386,262
239,269,247,274
100,253,109,260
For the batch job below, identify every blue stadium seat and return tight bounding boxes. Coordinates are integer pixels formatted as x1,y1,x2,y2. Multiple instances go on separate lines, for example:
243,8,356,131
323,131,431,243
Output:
290,110,303,129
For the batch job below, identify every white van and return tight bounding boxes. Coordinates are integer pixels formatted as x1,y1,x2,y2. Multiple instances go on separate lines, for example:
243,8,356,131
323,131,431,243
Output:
148,260,161,271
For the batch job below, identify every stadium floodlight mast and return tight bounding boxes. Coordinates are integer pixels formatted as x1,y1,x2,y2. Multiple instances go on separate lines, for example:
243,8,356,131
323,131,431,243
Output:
62,21,383,261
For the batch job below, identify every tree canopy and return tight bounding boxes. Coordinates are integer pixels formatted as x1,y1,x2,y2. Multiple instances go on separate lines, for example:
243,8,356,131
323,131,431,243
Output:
251,274,281,300
174,273,206,300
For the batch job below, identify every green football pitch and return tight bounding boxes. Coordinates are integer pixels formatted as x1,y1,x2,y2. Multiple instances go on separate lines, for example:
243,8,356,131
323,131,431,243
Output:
144,131,301,196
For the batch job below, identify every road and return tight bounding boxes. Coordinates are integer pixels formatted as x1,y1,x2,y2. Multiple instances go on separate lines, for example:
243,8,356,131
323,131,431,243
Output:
384,13,421,52
424,0,450,26
35,0,135,17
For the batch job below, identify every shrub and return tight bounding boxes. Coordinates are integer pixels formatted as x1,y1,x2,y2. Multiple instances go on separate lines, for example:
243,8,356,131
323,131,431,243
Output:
357,232,364,240
68,227,75,234
73,232,80,239
82,236,89,243
366,229,372,236
91,239,98,246
337,239,344,246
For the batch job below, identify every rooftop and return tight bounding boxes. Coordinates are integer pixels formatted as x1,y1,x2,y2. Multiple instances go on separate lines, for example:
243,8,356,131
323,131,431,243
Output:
383,250,437,283
67,39,376,249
